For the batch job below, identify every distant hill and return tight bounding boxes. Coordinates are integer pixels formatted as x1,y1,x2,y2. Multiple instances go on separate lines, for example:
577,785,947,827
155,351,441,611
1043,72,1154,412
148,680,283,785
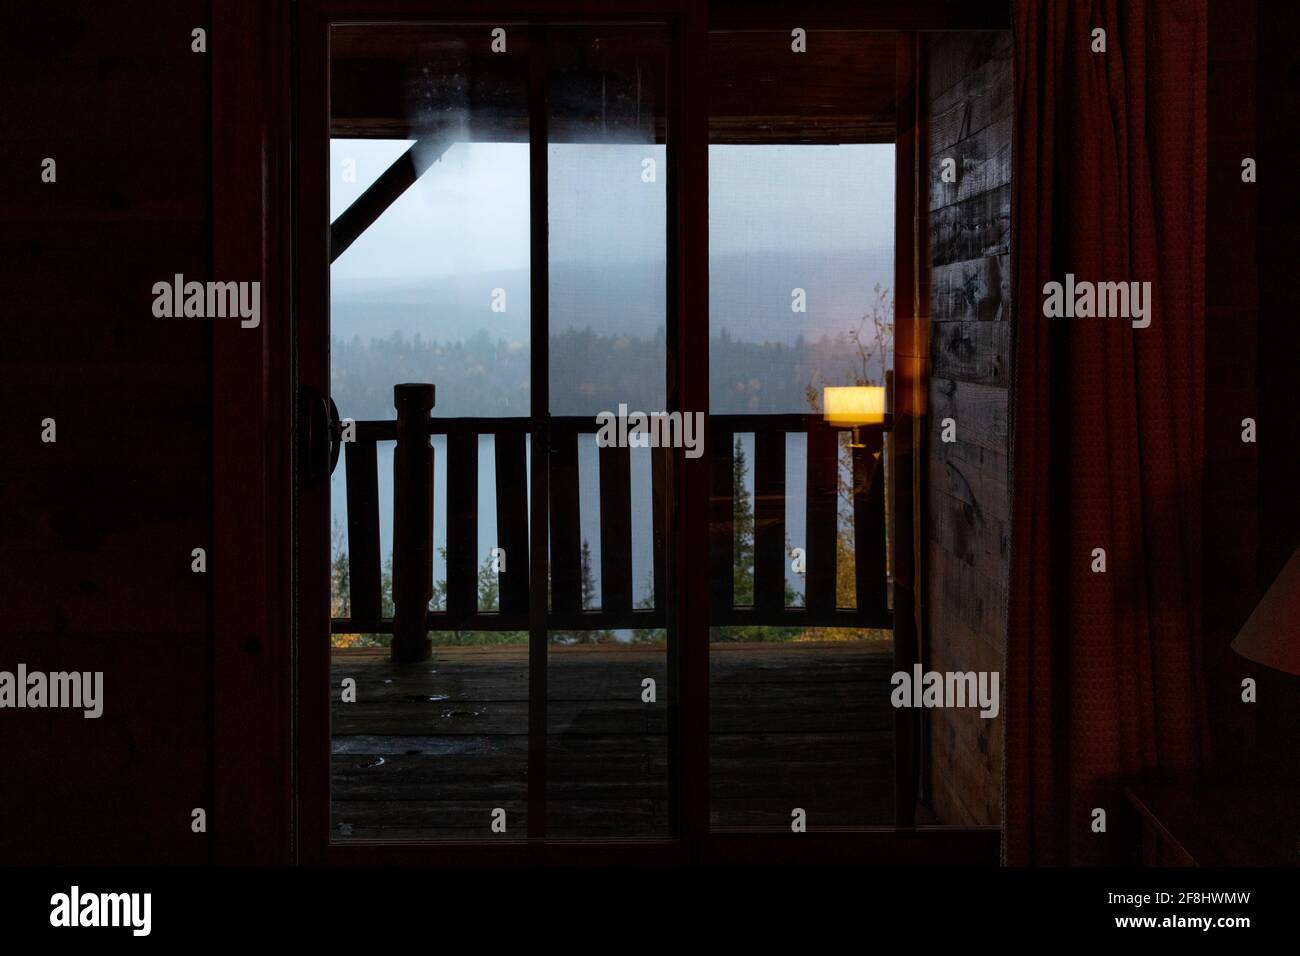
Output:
329,249,891,419
331,327,888,421
331,248,891,347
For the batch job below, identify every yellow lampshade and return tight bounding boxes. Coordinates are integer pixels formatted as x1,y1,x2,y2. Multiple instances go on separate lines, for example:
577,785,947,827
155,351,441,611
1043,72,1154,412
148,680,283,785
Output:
823,386,886,426
1231,546,1300,676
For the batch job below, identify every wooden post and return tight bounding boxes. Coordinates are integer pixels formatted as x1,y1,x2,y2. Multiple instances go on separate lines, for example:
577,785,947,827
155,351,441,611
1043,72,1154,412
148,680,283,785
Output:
391,383,435,663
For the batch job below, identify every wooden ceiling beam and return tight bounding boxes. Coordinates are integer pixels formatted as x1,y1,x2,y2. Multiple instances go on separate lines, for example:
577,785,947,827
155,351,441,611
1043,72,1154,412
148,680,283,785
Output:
329,132,454,263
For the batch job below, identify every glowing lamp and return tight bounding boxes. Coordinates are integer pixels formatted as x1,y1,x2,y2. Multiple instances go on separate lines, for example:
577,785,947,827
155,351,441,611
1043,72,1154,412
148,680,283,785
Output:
823,385,887,447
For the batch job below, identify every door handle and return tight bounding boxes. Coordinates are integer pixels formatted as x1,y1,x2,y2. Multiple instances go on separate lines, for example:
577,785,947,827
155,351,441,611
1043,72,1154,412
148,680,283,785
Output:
327,395,342,477
298,384,337,489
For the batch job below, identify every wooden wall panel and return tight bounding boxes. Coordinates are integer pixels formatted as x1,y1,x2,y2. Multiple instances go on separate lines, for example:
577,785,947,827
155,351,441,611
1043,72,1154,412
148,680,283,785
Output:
929,183,1011,266
929,51,1013,152
928,116,1012,209
925,31,1010,104
931,255,1011,322
0,1,214,862
924,31,1011,827
931,321,1011,386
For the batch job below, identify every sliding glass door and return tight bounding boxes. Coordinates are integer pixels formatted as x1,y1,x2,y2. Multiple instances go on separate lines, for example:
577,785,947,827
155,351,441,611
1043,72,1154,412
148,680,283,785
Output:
298,2,1001,864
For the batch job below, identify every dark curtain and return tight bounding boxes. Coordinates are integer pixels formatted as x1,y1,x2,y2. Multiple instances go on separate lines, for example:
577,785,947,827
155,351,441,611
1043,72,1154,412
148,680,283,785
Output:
1006,0,1209,865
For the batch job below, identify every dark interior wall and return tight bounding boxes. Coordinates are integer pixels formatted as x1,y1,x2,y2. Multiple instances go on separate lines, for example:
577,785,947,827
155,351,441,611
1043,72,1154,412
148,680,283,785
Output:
1251,0,1300,763
922,31,1012,826
1204,0,1260,762
1204,0,1299,773
0,2,213,863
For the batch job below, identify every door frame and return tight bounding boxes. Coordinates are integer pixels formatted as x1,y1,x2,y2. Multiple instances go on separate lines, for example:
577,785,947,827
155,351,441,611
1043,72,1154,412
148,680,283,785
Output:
213,0,1009,866
212,0,296,865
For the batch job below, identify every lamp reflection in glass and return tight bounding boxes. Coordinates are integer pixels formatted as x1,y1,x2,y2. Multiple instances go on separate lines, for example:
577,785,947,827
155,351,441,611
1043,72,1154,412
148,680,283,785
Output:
823,385,886,447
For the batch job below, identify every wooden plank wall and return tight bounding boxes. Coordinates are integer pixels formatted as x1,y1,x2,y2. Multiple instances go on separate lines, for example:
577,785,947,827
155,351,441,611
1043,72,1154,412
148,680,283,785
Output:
0,3,213,862
923,31,1011,827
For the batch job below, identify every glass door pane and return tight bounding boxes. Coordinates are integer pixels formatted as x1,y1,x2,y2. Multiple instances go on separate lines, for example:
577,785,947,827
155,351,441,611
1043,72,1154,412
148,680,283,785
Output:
328,23,532,841
544,24,673,838
326,21,675,844
708,29,899,829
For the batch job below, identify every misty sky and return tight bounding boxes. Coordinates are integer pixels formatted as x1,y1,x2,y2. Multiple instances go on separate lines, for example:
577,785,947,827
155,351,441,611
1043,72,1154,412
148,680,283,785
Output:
329,138,894,281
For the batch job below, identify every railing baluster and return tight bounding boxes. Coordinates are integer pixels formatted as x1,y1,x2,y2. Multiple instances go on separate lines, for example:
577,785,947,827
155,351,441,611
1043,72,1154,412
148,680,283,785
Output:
804,424,838,616
549,428,582,616
344,437,382,626
445,430,478,627
708,425,735,617
753,428,786,617
494,429,529,617
598,443,632,618
333,407,893,637
391,383,435,663
853,429,888,620
651,445,668,613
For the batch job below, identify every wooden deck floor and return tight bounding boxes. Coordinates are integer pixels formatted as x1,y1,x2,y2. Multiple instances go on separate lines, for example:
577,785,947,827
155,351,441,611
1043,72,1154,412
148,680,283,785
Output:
331,640,895,840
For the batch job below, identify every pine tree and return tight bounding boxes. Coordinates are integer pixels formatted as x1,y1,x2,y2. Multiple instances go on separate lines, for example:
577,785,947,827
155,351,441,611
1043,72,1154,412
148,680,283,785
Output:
714,437,800,642
330,519,350,619
732,436,756,605
580,538,597,610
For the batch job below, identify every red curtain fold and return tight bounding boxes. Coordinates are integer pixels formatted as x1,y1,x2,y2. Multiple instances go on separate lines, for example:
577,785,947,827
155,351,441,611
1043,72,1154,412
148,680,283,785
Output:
1006,0,1209,865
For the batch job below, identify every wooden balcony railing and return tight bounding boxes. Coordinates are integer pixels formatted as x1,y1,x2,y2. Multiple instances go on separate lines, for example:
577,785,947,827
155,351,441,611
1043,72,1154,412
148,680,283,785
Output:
331,384,892,661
